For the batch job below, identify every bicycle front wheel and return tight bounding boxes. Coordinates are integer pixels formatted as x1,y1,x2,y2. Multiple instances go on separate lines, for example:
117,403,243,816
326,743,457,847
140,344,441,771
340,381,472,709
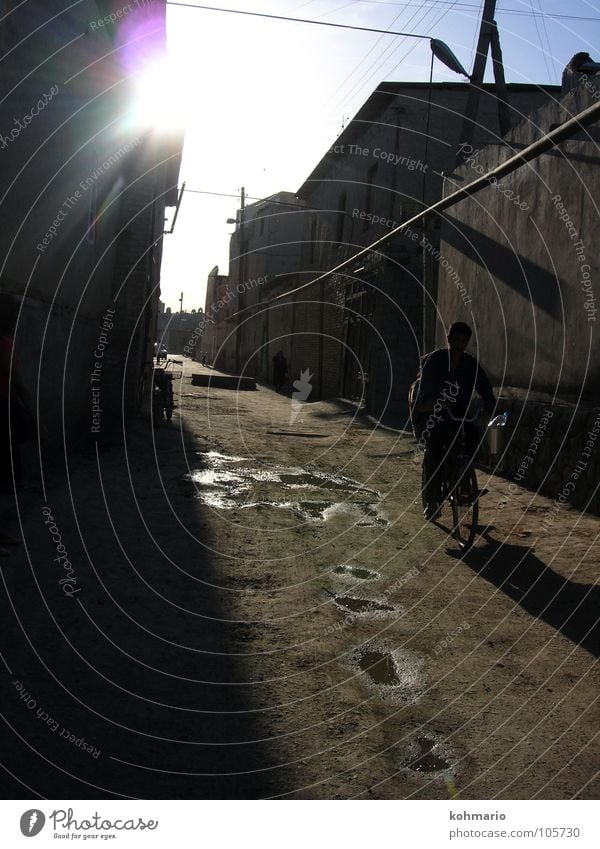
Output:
450,467,479,549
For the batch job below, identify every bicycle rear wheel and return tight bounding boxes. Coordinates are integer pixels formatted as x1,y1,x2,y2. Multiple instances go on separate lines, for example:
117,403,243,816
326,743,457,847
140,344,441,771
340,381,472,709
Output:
450,467,479,549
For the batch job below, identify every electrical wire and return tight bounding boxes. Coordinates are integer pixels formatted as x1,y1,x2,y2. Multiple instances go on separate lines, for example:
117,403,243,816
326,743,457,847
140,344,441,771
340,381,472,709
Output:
167,0,600,23
384,0,463,79
529,0,553,84
182,188,308,207
321,1,425,114
534,0,559,84
336,0,462,117
324,1,433,121
276,0,600,21
165,2,431,38
351,1,452,89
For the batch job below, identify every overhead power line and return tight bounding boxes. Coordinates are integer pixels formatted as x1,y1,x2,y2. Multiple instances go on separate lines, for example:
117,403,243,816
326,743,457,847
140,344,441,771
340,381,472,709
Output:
285,0,600,22
166,0,600,23
183,188,308,207
165,2,431,38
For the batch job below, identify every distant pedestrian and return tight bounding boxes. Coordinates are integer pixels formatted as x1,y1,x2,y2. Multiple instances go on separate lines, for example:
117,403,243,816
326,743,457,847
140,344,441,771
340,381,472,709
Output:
272,350,287,392
201,353,207,366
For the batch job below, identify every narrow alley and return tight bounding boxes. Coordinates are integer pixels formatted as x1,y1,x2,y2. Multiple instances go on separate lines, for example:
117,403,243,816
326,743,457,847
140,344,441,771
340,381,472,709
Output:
2,358,597,800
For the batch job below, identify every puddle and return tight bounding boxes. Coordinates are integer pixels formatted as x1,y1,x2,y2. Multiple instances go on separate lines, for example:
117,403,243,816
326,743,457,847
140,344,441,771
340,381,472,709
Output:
393,730,458,777
402,735,452,773
333,565,380,581
357,650,401,685
334,596,394,614
278,469,379,497
235,500,388,527
186,453,388,526
351,646,425,702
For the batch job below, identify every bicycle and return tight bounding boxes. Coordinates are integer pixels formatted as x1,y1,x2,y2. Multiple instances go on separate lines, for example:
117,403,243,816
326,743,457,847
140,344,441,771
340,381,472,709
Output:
421,405,487,550
152,358,183,423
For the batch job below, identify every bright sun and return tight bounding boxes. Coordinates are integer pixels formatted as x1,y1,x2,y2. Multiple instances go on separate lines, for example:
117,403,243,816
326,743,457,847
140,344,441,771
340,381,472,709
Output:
131,59,188,131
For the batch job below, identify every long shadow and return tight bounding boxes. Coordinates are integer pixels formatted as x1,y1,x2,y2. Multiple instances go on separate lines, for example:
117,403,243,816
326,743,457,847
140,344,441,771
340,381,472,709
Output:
451,530,600,657
0,412,288,799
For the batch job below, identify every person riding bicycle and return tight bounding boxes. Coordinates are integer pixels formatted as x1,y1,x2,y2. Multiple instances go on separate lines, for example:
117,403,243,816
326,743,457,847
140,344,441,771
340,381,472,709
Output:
416,322,495,521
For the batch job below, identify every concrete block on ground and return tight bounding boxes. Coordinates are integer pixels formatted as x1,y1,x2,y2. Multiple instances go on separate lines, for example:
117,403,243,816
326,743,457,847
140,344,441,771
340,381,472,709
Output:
191,373,257,391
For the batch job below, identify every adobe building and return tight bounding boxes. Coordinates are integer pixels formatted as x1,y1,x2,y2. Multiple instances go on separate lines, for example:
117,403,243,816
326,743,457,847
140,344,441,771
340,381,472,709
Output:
294,81,559,419
435,68,600,511
0,0,182,450
218,81,558,418
202,266,230,366
223,192,307,377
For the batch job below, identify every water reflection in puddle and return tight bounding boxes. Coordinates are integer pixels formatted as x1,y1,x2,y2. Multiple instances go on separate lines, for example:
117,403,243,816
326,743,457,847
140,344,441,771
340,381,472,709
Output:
185,453,388,526
393,730,458,777
333,565,380,580
403,736,452,774
357,650,401,685
334,596,395,614
351,646,425,702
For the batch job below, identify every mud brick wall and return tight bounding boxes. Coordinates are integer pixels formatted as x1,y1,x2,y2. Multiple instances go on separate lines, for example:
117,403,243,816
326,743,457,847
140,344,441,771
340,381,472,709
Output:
488,398,600,516
288,294,321,389
321,276,347,398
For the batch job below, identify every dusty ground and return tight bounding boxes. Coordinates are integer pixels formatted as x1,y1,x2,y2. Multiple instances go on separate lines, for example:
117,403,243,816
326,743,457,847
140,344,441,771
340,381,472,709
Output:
1,357,598,799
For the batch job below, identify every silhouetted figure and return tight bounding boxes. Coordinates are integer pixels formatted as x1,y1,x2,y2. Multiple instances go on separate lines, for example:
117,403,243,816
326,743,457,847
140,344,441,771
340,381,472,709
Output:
272,350,287,392
416,321,495,521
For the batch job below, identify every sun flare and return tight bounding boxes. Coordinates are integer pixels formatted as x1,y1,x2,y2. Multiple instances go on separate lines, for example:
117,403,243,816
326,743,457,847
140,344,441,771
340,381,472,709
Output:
131,58,188,131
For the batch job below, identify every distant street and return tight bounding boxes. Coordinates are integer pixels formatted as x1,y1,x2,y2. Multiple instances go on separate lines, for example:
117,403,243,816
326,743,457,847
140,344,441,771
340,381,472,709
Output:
2,357,598,800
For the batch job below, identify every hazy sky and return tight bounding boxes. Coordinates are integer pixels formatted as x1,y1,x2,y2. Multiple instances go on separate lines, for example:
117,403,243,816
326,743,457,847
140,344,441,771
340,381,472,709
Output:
158,0,600,311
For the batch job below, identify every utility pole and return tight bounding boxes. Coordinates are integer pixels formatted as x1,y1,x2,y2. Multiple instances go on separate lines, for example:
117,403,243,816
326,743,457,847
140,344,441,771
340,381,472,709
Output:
490,20,511,137
179,292,183,314
235,187,246,373
457,0,510,163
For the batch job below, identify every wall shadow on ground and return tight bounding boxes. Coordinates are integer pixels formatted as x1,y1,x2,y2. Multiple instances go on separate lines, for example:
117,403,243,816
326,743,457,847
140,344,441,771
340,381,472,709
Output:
0,412,289,799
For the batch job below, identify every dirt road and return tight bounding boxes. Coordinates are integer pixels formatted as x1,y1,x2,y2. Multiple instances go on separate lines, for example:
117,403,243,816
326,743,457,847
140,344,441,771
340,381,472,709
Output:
1,358,598,799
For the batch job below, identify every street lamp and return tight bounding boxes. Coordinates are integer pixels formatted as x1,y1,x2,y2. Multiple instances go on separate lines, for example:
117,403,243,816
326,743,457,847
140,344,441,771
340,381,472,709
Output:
430,39,470,78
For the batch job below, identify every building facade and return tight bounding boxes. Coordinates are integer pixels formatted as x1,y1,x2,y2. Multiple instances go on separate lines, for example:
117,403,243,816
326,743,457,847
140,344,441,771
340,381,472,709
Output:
202,266,229,366
435,75,600,511
0,0,182,449
221,192,307,377
217,80,558,418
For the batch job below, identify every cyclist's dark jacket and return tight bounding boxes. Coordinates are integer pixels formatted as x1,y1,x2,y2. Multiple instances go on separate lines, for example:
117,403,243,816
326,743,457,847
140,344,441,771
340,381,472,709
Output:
417,348,494,416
